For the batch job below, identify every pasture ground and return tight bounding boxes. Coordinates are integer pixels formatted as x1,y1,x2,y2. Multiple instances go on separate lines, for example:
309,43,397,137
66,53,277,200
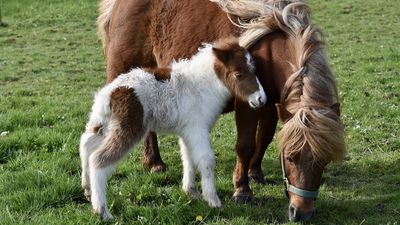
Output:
0,0,399,224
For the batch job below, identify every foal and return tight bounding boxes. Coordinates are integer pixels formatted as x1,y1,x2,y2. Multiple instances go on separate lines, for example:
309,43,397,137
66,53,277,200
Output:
79,38,266,220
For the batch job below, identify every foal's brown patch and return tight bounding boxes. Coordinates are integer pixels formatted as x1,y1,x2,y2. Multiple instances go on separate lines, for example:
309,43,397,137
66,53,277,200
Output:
94,87,146,168
110,87,144,129
144,67,171,82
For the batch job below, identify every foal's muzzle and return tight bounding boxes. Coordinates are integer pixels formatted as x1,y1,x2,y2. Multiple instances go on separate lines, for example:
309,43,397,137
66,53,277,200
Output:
248,79,267,108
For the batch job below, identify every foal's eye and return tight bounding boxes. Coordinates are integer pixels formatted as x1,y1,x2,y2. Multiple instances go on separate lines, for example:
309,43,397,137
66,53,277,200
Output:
232,72,242,79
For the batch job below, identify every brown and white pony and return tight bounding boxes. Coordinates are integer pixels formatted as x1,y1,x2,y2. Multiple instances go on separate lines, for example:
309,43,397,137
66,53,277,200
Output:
80,38,266,220
97,0,346,221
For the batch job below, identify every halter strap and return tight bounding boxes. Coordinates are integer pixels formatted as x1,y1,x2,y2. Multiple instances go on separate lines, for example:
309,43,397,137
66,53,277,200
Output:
280,153,320,199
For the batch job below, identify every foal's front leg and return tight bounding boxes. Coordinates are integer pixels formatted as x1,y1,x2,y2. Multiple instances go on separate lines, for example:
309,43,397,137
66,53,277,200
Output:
183,130,221,208
179,138,200,199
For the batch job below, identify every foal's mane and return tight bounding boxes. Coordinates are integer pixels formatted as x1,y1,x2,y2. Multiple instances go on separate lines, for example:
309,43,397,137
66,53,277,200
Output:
211,0,346,163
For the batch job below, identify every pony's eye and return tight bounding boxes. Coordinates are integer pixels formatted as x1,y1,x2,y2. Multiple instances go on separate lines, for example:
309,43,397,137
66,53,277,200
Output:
286,157,294,163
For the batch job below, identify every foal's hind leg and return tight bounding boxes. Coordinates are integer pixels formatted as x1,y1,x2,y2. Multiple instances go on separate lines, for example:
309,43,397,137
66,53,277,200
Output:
89,128,144,220
80,131,104,201
89,87,145,220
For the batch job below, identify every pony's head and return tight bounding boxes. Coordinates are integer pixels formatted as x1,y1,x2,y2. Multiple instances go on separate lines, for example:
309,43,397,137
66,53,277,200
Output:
211,0,346,222
272,6,346,222
276,98,344,221
212,37,266,109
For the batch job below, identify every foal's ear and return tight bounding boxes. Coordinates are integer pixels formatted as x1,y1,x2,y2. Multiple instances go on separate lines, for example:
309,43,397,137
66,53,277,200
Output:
331,102,341,116
275,103,292,122
212,47,231,64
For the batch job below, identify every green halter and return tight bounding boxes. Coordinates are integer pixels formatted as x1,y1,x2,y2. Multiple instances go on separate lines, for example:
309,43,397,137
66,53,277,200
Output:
281,153,320,199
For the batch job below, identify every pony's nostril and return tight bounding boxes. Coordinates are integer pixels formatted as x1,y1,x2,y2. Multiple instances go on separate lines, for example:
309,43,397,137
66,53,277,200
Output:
288,204,316,222
289,205,298,220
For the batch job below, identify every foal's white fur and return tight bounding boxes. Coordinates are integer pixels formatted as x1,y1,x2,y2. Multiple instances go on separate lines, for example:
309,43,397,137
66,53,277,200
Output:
80,44,266,220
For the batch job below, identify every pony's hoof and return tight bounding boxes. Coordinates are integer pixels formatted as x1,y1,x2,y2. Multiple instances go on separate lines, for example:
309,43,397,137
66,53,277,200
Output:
233,191,254,204
93,206,114,221
249,170,266,184
249,171,276,185
150,163,167,173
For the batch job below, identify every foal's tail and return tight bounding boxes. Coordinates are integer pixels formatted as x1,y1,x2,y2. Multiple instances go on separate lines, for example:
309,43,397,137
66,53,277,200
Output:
80,87,113,170
88,87,146,169
97,0,116,49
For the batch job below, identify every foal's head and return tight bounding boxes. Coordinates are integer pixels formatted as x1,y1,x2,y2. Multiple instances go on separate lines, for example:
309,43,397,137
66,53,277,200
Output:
212,37,266,108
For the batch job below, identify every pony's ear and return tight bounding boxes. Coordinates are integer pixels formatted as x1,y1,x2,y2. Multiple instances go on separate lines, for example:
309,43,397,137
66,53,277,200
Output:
275,103,292,122
212,47,230,64
331,102,341,116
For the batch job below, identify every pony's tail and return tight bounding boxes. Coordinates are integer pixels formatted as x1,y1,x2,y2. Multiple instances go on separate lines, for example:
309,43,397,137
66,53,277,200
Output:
278,106,346,164
97,0,116,50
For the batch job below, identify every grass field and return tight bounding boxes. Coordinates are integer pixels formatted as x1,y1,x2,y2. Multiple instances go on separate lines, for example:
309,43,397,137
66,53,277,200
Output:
0,0,399,224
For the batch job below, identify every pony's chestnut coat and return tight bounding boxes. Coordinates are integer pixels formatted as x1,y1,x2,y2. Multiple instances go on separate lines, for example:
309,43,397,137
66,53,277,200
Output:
80,41,266,220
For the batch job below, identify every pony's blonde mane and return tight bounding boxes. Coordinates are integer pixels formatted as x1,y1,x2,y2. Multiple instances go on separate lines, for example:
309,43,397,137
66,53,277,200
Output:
211,0,346,163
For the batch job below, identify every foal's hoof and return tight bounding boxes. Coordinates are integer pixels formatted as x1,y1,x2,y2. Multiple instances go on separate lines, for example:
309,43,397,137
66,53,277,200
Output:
233,191,254,204
93,206,114,221
184,188,201,200
207,196,222,208
84,189,91,202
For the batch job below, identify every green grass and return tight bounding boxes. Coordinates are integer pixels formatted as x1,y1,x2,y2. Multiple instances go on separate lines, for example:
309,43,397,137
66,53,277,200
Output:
0,0,399,224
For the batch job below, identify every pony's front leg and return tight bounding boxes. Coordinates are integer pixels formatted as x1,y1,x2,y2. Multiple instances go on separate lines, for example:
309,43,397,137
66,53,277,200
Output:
179,137,200,199
249,105,278,184
183,130,221,208
233,100,259,203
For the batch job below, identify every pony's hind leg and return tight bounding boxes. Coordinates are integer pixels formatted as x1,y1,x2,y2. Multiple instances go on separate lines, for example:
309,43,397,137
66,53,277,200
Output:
179,137,200,199
79,129,104,201
183,130,221,208
143,132,166,172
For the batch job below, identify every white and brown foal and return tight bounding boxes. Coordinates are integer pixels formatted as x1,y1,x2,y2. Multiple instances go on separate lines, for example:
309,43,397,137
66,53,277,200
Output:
79,37,266,220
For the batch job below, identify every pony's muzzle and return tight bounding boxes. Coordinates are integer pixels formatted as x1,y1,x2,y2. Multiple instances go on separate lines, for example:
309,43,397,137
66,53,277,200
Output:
288,203,316,222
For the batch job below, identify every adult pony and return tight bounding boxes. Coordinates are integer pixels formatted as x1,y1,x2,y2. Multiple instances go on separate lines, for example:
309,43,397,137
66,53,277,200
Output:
97,0,346,221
